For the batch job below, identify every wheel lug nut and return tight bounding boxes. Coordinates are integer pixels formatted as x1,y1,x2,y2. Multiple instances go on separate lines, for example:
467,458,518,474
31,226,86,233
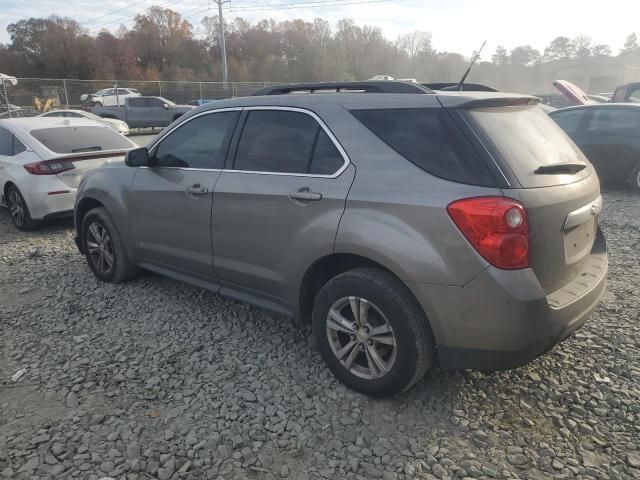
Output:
352,323,359,330
350,334,356,341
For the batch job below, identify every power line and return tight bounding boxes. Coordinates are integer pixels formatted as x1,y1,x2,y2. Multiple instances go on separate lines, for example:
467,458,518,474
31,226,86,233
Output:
88,0,191,33
81,0,152,25
230,0,391,12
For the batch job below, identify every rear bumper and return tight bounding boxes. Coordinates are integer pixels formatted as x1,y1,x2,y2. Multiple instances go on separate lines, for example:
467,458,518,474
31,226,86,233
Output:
407,229,607,372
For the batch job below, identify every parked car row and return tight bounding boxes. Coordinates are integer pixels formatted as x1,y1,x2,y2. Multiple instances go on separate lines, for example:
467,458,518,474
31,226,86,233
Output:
0,80,614,398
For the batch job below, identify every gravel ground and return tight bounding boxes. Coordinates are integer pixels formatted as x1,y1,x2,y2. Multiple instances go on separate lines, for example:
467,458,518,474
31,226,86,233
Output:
0,190,639,480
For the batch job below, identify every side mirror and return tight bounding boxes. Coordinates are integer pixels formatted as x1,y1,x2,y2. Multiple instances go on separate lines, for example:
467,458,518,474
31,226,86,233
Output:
125,147,151,167
163,103,169,110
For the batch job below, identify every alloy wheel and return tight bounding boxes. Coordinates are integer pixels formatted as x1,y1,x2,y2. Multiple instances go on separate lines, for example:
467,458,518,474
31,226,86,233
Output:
326,296,397,380
8,190,25,227
86,221,115,274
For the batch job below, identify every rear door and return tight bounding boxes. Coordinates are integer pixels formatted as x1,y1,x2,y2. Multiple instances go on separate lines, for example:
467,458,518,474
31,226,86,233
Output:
128,109,240,278
212,107,354,309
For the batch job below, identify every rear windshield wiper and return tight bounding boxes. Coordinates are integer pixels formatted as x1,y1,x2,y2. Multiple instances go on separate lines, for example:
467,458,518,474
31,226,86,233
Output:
72,146,102,153
534,162,586,175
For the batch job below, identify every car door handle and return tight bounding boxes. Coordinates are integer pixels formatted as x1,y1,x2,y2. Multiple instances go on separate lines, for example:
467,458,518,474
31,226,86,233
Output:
289,187,322,202
186,184,209,196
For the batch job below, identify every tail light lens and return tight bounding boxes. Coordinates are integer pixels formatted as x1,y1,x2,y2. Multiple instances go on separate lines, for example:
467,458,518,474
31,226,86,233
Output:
447,196,529,270
24,160,74,175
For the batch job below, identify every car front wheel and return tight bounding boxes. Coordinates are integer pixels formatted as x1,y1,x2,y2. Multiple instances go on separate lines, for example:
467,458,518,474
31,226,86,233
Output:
81,207,138,283
312,268,434,398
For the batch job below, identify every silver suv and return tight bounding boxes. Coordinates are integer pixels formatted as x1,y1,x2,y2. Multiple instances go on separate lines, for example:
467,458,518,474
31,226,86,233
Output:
74,81,607,397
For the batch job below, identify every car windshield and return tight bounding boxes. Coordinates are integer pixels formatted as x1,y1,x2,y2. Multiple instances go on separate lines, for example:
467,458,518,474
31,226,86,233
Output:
30,126,132,153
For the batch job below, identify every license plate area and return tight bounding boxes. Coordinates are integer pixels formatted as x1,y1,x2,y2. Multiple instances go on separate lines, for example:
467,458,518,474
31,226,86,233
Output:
564,216,597,265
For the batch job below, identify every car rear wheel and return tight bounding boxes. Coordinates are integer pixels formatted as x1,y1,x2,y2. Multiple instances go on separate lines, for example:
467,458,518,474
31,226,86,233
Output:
312,268,434,397
6,185,42,231
630,163,640,194
81,207,138,283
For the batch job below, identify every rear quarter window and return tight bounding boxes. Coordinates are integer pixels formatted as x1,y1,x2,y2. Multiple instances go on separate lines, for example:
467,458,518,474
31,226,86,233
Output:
350,108,495,186
30,126,133,153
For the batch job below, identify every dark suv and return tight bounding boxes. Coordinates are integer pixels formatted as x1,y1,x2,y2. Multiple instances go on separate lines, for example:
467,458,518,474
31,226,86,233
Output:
74,81,607,397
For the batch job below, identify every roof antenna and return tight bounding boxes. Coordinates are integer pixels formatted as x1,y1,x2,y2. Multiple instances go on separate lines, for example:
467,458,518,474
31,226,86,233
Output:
444,40,487,92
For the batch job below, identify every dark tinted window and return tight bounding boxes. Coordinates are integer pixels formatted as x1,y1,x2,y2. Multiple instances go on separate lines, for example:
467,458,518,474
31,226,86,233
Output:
154,111,239,169
147,98,165,108
352,108,493,185
0,127,13,155
128,98,146,108
310,130,343,175
551,109,588,133
234,110,318,173
13,136,26,155
588,108,639,132
31,126,132,153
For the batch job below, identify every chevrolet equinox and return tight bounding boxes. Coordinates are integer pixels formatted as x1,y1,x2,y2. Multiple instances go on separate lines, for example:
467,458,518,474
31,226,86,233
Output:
74,81,607,397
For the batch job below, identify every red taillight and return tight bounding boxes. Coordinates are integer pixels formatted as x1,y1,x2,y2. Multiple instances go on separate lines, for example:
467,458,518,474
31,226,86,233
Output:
24,160,74,175
447,196,529,270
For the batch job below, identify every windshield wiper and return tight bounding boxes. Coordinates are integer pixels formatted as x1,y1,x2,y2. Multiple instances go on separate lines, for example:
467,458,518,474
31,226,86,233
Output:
72,146,102,153
534,162,586,175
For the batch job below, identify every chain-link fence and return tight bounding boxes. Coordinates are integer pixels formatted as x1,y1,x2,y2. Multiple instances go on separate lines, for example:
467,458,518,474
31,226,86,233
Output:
1,78,279,115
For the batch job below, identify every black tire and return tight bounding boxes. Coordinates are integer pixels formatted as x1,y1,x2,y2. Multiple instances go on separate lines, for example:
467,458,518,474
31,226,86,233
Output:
81,207,138,283
312,268,434,398
5,185,42,231
630,163,640,194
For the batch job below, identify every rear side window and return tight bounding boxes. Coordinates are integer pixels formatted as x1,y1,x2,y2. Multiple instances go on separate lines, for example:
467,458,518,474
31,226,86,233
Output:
13,136,26,155
310,130,343,175
351,108,493,185
0,127,13,155
550,109,588,133
234,110,321,174
31,126,133,153
154,111,239,169
147,98,165,108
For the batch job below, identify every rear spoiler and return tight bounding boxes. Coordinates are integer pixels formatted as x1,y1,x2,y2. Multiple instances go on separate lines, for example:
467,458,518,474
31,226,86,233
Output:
44,149,130,162
437,95,540,109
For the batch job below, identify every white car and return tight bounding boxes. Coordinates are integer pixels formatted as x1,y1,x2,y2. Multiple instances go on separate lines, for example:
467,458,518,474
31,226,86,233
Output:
0,117,137,230
40,109,130,135
80,87,141,107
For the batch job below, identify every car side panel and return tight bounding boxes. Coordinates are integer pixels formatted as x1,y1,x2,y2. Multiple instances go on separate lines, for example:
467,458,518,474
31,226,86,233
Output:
326,105,500,286
75,164,138,253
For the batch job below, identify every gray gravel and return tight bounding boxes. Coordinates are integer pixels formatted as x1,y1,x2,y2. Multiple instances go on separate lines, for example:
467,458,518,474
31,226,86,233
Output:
1,190,639,480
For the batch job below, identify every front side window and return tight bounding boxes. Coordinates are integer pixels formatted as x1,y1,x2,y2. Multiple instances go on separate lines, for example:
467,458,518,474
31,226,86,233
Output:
153,111,239,169
588,108,639,132
234,110,344,175
128,98,146,108
147,98,166,108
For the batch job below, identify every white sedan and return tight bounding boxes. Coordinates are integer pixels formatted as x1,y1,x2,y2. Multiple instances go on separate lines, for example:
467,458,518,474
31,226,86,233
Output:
40,109,129,135
0,117,137,230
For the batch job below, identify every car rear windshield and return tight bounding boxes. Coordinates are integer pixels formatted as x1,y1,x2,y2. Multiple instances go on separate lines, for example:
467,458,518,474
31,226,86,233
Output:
467,106,588,187
30,126,132,154
350,108,495,186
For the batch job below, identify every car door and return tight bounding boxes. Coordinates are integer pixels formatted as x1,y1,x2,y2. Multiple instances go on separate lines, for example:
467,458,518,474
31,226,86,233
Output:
578,108,640,184
146,97,172,127
127,109,241,278
125,97,148,128
0,127,13,197
102,89,116,106
212,107,355,312
0,127,28,204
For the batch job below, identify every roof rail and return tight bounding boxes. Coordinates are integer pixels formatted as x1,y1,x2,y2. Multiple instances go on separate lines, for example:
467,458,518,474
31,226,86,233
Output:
252,81,434,96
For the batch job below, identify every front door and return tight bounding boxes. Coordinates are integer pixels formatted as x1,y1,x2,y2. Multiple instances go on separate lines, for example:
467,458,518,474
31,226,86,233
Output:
212,108,354,309
128,109,240,278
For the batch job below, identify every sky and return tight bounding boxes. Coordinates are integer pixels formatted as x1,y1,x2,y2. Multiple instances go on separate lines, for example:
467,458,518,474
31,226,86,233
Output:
1,0,639,56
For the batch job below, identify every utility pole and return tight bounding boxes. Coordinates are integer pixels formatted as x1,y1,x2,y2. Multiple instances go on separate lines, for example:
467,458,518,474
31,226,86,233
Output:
212,0,229,89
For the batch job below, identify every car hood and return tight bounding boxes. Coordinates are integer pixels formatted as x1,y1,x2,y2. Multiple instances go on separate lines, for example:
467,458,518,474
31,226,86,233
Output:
553,80,595,106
